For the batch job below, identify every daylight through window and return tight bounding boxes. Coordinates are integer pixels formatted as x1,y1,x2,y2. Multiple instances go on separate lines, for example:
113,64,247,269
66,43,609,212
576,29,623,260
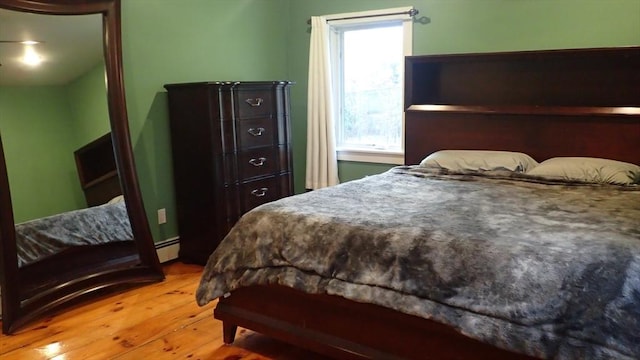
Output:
328,8,413,164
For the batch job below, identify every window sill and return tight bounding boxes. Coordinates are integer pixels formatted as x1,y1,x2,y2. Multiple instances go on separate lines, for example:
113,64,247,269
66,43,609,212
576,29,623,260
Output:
336,148,404,165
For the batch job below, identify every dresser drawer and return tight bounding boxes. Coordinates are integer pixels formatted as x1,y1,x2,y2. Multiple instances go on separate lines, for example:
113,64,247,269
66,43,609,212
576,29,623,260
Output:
235,89,274,118
237,117,276,148
237,147,278,180
241,176,280,212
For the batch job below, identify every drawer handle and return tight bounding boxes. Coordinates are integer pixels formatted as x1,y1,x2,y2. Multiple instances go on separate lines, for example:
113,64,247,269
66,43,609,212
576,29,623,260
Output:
245,98,263,107
249,157,267,167
251,187,268,197
247,127,265,137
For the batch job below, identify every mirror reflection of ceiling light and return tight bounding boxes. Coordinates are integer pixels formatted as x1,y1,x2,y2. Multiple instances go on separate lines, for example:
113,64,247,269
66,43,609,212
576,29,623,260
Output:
0,40,44,67
22,46,43,66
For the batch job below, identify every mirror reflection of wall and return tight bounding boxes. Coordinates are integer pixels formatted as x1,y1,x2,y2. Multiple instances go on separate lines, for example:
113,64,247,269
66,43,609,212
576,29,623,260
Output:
0,10,109,223
0,61,110,223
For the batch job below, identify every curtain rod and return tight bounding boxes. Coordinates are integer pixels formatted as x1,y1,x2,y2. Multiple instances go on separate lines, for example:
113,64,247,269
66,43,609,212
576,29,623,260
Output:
306,8,419,25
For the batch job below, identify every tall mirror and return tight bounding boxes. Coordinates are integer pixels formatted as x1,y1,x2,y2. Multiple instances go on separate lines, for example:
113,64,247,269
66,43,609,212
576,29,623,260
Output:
0,0,164,334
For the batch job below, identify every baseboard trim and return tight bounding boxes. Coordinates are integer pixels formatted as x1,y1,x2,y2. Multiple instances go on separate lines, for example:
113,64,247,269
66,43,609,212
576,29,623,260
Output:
155,237,180,263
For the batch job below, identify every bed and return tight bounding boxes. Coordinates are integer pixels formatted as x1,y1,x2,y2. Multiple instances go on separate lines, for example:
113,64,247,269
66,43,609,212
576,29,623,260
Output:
196,47,640,359
15,197,132,268
0,196,139,326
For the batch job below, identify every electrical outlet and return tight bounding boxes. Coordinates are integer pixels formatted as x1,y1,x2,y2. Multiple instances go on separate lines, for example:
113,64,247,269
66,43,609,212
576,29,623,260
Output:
157,208,167,224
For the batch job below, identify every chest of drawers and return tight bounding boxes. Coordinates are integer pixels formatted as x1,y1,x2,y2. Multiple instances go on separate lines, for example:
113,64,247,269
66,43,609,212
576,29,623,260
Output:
164,81,294,264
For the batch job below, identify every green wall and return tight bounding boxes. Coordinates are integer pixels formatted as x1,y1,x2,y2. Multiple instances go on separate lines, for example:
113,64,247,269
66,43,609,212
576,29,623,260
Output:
286,0,640,185
67,62,111,143
0,62,110,223
118,0,639,243
120,0,289,242
0,86,83,222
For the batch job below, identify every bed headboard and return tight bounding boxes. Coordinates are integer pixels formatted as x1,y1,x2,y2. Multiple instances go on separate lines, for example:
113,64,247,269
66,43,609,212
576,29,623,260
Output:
404,47,640,165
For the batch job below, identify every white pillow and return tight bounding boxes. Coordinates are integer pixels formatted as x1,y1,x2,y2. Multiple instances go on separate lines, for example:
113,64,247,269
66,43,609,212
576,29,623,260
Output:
107,195,125,204
419,150,539,173
526,157,640,185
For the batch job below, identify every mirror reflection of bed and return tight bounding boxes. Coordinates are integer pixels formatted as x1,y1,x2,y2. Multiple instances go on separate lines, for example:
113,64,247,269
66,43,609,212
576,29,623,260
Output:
15,131,134,266
0,0,164,334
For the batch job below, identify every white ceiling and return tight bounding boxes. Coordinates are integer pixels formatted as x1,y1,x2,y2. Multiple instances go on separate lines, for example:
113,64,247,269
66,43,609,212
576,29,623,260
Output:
0,8,103,86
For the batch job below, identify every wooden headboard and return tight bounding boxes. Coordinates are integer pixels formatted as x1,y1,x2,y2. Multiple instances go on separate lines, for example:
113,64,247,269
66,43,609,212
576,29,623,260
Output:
74,133,122,206
404,47,640,166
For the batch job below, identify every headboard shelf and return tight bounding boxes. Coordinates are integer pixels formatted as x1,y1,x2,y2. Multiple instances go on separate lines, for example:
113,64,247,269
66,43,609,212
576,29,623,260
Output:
407,104,640,117
403,47,640,167
74,133,121,206
405,47,640,109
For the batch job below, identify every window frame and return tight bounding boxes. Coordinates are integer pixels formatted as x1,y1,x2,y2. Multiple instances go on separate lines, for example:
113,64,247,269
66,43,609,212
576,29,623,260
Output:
326,7,414,165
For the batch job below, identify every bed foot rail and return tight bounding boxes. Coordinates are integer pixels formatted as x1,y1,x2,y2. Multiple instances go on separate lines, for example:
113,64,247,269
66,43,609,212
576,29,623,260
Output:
213,285,538,359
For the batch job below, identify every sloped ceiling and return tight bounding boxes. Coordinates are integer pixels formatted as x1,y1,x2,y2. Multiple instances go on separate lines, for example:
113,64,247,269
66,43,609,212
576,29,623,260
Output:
0,8,103,86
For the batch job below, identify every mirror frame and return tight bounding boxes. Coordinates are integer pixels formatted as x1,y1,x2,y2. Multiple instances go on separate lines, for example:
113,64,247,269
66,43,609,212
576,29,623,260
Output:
0,0,164,334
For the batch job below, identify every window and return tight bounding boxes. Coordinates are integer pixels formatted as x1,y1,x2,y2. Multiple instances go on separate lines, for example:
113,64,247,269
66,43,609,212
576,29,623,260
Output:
327,7,413,164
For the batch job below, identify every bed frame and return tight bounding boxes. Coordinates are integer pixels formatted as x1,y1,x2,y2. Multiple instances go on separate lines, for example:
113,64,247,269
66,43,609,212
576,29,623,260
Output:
214,47,640,359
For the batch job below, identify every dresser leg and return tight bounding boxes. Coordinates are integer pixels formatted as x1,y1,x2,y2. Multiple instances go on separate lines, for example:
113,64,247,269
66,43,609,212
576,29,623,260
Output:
223,322,238,344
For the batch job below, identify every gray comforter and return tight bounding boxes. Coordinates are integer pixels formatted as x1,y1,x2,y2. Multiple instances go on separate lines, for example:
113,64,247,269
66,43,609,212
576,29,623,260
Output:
196,166,640,359
16,201,133,267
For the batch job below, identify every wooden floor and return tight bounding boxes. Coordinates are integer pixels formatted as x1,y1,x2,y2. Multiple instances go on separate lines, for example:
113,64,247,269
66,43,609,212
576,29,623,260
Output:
0,261,330,359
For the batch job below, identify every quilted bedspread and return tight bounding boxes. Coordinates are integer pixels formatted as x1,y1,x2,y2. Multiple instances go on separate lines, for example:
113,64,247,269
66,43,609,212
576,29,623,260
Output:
196,166,640,359
16,201,133,267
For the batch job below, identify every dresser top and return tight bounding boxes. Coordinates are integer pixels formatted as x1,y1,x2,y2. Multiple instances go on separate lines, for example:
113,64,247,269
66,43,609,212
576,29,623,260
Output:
164,81,294,90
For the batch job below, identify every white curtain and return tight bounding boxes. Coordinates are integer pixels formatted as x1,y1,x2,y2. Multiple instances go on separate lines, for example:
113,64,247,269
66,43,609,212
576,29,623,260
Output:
305,16,339,190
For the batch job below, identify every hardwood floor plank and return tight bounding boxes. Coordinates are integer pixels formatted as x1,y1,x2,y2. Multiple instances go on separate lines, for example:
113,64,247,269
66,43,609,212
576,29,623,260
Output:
110,315,221,360
66,301,214,360
1,277,202,356
1,271,201,354
0,262,326,360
